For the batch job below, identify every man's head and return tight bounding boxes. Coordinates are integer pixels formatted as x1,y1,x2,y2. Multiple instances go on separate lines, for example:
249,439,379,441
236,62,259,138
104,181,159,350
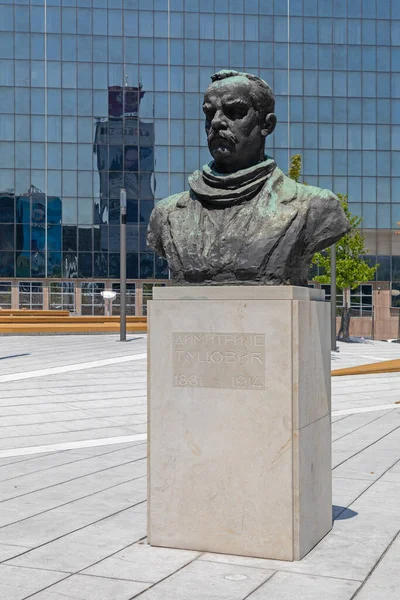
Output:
203,70,277,173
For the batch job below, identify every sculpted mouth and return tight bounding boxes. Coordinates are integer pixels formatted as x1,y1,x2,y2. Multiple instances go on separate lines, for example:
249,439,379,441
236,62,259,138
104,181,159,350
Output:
209,136,235,148
208,130,237,146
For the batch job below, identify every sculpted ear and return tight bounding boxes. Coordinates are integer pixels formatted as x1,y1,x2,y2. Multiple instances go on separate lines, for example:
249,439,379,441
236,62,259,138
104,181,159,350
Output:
261,113,277,137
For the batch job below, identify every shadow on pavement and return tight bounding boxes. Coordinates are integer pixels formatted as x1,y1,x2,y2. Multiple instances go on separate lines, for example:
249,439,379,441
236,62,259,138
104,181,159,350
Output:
333,506,358,521
0,353,30,360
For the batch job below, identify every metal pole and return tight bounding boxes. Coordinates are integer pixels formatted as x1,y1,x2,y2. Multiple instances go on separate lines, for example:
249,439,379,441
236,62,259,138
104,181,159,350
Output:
331,244,337,351
371,304,375,341
120,189,127,341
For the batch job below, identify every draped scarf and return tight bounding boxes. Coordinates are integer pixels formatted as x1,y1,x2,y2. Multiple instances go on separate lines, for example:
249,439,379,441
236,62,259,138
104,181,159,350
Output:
188,156,276,207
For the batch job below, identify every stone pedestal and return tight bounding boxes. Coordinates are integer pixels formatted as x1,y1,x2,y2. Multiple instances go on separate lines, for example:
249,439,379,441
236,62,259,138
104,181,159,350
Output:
147,286,332,561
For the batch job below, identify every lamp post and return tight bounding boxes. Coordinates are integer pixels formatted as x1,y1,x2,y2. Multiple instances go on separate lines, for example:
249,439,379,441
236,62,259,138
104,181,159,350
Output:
101,290,117,317
120,188,127,342
331,244,337,351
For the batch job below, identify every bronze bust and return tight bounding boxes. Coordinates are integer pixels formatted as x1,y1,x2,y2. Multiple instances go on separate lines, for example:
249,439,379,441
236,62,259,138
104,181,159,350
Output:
147,70,350,286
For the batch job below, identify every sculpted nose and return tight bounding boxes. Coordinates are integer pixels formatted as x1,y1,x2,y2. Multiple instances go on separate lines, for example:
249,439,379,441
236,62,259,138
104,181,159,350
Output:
211,110,227,130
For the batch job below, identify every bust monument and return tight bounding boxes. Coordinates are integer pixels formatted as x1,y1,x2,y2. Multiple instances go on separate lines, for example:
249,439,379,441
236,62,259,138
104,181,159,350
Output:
147,70,350,286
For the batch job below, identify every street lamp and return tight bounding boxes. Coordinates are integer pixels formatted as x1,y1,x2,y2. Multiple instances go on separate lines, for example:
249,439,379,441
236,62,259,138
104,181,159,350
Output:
120,188,127,341
331,244,337,351
101,290,117,317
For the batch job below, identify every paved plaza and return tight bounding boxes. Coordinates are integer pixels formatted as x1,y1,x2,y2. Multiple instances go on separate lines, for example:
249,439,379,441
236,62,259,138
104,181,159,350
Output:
0,335,399,599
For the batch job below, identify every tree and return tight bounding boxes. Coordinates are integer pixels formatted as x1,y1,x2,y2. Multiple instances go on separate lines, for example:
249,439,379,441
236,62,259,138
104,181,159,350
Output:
288,155,378,341
288,154,302,183
312,197,378,340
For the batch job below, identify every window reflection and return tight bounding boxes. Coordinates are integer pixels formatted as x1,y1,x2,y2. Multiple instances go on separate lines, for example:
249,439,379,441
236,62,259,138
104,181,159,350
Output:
155,256,169,279
0,225,14,251
0,196,14,223
31,251,45,278
0,281,12,308
109,253,120,278
5,4,398,289
47,253,62,278
31,225,45,252
63,253,78,278
48,225,62,252
16,251,30,277
78,227,93,252
94,252,108,278
140,252,155,279
377,256,391,281
63,226,77,252
78,253,93,278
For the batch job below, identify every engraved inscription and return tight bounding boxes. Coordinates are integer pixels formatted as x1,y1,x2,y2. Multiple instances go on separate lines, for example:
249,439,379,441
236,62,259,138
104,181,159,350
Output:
173,332,265,390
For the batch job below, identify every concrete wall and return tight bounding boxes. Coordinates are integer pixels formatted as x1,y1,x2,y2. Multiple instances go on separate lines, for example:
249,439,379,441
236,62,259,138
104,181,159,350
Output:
336,290,400,341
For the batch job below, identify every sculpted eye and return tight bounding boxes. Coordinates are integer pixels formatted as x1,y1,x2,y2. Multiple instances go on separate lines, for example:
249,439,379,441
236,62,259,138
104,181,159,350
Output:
202,107,214,120
226,105,247,120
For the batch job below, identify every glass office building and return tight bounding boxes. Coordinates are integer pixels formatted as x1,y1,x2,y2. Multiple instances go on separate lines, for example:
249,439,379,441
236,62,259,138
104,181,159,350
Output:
0,0,399,312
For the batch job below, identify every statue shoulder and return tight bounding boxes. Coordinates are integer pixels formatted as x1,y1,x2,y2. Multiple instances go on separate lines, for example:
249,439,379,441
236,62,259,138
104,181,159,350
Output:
147,191,189,257
266,168,297,204
294,181,348,221
299,184,351,253
152,191,189,216
295,181,339,207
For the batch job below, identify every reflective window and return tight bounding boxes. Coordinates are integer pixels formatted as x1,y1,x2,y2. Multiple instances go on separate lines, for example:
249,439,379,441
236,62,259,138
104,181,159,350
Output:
0,281,12,309
0,196,14,223
0,225,14,251
377,256,391,281
81,282,105,315
111,282,136,315
2,3,400,290
49,282,75,312
19,281,44,310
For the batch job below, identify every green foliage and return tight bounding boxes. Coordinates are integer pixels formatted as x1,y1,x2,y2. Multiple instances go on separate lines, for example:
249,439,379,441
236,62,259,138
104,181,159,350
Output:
287,155,378,293
288,154,302,183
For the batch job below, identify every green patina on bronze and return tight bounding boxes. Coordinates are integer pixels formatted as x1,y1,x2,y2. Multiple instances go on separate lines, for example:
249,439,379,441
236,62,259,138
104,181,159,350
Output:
148,70,350,286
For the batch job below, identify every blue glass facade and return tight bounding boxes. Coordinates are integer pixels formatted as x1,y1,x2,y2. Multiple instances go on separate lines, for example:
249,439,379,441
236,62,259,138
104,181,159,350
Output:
0,0,400,305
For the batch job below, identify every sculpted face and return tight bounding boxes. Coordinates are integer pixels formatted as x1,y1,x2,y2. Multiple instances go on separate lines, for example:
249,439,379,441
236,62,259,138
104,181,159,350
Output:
203,76,275,173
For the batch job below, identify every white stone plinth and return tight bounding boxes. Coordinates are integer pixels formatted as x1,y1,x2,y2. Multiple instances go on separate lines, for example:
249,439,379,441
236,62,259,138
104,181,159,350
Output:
147,286,332,561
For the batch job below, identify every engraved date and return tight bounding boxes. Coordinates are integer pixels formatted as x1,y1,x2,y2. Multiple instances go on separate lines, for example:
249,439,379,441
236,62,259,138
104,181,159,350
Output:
232,376,263,389
174,374,203,387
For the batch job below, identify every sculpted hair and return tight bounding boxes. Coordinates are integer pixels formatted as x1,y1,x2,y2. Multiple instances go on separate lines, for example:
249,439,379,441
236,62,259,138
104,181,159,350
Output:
210,70,275,117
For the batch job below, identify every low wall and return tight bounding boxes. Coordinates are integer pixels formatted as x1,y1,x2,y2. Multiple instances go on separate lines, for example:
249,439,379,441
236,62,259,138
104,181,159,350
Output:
336,290,400,340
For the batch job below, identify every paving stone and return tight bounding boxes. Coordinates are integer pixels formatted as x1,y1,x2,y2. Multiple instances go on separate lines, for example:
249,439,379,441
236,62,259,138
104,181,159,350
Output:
132,559,275,600
332,410,397,441
0,415,138,438
247,571,360,599
84,543,199,582
380,460,400,483
0,564,67,600
0,444,146,501
0,478,146,547
200,481,400,582
25,573,150,600
332,412,400,468
332,477,372,519
0,426,143,452
0,444,144,483
0,543,30,562
354,533,400,599
1,336,399,598
333,427,400,480
6,503,147,573
0,460,146,526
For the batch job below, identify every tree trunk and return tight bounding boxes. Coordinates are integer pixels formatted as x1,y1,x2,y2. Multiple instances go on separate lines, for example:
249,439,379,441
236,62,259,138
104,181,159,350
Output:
338,288,351,341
